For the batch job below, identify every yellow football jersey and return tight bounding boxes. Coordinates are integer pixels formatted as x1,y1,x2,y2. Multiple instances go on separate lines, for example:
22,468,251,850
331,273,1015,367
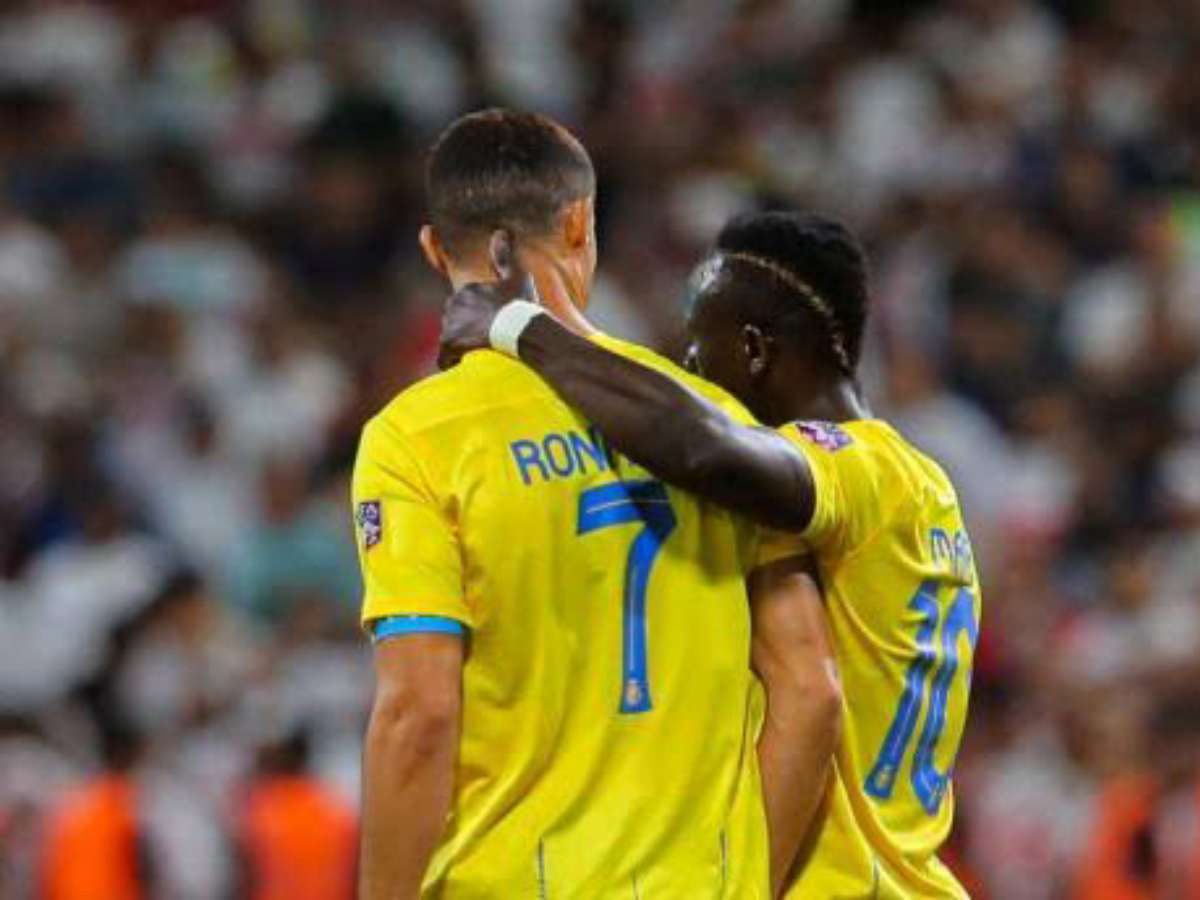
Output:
352,335,772,898
773,420,981,900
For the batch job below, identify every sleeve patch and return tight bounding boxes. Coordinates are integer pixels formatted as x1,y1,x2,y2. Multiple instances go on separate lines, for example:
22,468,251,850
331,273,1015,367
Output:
356,500,383,550
794,421,853,452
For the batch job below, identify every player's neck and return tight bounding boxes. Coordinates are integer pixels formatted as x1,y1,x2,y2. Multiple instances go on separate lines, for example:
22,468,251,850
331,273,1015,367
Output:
447,256,597,338
789,379,872,424
535,283,597,337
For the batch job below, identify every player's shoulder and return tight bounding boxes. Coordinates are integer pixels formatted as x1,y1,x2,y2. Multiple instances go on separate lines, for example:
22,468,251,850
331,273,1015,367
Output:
783,418,959,502
778,418,965,549
781,418,921,463
592,332,716,389
855,420,958,495
591,332,675,367
591,333,756,424
371,350,543,437
868,422,964,516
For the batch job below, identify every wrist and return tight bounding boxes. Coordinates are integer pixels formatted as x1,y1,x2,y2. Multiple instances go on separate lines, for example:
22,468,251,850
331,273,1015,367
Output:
488,301,545,357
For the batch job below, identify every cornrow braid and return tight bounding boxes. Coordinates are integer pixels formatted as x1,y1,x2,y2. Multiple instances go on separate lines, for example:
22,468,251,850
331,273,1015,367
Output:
717,251,854,375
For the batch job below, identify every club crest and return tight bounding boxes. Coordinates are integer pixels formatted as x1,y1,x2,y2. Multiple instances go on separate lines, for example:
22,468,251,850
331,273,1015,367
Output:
356,500,383,550
795,421,853,452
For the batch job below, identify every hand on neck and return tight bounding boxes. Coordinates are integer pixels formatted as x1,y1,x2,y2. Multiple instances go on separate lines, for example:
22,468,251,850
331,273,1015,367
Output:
521,243,598,338
446,241,597,338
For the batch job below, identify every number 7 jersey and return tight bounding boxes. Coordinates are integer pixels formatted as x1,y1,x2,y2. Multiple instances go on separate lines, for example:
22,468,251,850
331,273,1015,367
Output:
769,420,981,899
352,335,774,898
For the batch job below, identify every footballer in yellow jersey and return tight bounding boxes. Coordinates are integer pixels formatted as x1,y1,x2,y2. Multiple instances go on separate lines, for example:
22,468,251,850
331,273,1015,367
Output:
762,419,978,899
441,209,981,898
358,111,841,900
355,337,774,897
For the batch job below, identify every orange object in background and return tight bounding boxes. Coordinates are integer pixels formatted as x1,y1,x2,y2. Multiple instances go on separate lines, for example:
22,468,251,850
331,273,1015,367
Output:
1186,782,1200,900
238,775,357,900
39,775,144,900
1069,775,1158,900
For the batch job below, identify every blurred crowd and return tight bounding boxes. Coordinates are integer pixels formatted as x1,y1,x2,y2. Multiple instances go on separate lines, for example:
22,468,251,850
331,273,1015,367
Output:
1,0,1199,897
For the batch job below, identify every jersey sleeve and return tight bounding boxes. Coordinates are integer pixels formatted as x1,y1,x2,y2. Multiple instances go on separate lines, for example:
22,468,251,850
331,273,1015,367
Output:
771,421,885,558
352,416,471,630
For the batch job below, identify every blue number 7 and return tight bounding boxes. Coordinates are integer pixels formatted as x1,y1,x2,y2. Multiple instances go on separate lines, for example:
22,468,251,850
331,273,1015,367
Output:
578,480,677,714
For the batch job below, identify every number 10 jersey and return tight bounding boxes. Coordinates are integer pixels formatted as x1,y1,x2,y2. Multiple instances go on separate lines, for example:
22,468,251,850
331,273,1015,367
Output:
766,420,981,899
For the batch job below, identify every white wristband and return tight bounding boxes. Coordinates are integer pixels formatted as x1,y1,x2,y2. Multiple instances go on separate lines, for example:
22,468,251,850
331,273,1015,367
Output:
488,300,545,357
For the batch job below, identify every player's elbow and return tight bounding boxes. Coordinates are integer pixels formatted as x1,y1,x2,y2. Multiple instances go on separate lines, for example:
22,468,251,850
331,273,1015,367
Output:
765,656,843,752
368,681,460,764
675,415,742,486
806,668,843,752
674,417,810,532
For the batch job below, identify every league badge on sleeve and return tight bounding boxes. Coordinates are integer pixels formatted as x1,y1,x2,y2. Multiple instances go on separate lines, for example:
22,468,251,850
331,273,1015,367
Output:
356,500,383,550
795,421,853,452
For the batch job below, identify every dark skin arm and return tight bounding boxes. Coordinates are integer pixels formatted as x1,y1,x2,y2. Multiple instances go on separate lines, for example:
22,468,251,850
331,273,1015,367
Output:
440,233,816,532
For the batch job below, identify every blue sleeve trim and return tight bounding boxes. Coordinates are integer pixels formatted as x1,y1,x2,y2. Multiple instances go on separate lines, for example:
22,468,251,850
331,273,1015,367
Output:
371,615,467,642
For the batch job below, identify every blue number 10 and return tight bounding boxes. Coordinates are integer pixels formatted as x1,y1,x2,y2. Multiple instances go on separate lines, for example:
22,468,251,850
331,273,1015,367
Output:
865,581,979,814
578,480,677,714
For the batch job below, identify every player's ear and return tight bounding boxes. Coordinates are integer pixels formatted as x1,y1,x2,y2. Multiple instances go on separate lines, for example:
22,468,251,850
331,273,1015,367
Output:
419,224,451,280
742,323,774,380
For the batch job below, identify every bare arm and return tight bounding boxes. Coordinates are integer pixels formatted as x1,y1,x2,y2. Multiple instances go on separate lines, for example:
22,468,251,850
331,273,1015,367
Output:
439,234,816,532
360,634,463,900
748,557,842,896
518,316,815,531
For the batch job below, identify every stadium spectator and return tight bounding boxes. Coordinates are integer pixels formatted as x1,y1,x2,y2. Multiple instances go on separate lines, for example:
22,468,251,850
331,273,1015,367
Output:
234,729,357,900
37,719,150,900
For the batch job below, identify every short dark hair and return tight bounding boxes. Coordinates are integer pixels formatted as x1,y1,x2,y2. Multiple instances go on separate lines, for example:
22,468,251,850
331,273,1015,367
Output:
427,108,595,254
715,211,869,372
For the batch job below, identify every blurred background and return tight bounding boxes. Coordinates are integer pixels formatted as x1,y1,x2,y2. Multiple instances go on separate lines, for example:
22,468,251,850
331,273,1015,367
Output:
1,0,1199,897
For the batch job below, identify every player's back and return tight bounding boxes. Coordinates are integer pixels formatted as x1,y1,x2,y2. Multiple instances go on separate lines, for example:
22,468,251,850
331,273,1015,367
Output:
354,337,770,898
774,420,981,899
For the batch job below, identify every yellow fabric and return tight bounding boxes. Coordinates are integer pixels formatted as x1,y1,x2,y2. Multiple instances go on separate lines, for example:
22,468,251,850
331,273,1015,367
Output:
769,420,980,900
352,335,770,898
